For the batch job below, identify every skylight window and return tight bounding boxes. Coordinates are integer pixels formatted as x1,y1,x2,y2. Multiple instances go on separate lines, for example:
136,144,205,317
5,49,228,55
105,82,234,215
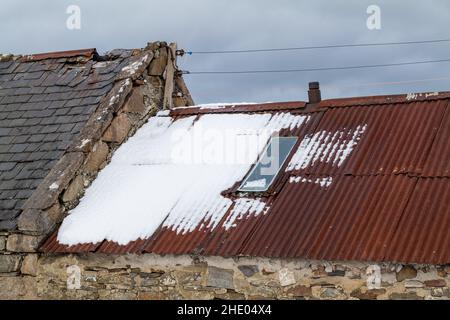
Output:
238,136,298,192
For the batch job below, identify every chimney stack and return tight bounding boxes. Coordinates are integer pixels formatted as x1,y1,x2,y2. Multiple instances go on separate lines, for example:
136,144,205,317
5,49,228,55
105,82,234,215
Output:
308,82,321,104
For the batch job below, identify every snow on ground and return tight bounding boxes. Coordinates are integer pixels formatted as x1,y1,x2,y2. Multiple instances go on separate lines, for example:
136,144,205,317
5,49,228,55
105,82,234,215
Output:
57,112,310,246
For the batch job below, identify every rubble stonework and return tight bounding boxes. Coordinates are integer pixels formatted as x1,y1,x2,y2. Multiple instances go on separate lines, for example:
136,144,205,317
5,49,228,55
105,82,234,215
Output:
2,254,448,300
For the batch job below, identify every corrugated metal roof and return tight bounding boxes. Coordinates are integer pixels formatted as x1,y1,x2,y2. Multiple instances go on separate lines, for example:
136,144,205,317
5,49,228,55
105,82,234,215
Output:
422,105,450,177
240,175,418,261
40,92,450,264
386,178,450,264
293,100,448,176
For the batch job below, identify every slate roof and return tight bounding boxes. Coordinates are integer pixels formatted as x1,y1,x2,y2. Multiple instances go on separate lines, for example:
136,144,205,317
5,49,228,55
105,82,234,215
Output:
0,48,135,230
42,92,450,264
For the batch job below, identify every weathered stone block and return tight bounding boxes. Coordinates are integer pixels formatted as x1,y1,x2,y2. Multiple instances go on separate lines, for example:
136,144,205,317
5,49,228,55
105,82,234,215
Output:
174,270,202,285
319,287,345,299
396,265,417,281
207,267,234,290
424,279,446,287
404,280,424,288
431,288,444,297
0,276,38,299
116,51,153,81
160,274,176,286
148,47,168,76
62,175,85,203
278,268,296,287
18,203,62,233
21,152,85,211
122,87,147,116
389,292,423,300
286,285,312,297
215,290,246,300
238,265,259,277
21,254,38,276
138,291,167,300
6,234,44,252
0,235,6,251
350,288,386,300
327,270,346,277
102,113,132,143
0,254,22,273
84,141,109,173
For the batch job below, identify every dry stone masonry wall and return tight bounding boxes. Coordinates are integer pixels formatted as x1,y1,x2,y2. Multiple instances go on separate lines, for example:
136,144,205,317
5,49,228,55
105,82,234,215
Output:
4,254,449,300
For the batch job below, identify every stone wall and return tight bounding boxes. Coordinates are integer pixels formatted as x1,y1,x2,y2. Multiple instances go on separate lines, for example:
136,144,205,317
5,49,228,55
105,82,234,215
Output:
2,253,448,300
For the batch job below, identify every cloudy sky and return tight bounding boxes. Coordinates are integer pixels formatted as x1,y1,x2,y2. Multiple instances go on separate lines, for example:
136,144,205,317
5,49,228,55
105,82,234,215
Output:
1,0,450,103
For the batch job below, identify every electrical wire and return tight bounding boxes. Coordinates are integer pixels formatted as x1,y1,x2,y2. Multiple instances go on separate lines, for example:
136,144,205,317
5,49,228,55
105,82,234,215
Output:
186,38,450,54
183,58,450,75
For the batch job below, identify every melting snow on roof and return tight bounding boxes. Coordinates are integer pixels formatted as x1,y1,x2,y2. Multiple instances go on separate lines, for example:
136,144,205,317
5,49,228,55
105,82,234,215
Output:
286,124,367,171
57,112,310,246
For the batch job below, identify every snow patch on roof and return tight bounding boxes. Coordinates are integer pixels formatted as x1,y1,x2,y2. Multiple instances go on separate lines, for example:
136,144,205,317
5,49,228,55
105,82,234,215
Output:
57,112,309,246
286,124,367,171
222,198,268,230
289,176,333,188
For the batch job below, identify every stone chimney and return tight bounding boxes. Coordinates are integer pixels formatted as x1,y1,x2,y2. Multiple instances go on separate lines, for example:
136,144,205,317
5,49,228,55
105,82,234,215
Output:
308,82,321,104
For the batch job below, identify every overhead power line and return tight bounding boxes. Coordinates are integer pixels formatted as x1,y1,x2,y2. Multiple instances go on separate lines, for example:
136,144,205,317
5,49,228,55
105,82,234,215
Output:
185,38,450,54
182,58,450,75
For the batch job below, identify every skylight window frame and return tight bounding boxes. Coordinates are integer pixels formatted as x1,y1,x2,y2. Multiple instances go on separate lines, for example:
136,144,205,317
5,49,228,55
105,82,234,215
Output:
237,136,298,192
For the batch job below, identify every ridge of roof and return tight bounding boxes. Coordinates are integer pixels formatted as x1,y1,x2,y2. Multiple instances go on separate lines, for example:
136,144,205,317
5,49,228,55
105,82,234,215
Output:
169,90,450,116
20,48,98,62
318,90,450,108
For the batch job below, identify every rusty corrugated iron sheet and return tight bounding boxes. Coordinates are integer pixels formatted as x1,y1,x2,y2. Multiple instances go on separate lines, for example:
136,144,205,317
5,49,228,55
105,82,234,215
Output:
40,233,100,253
240,175,418,261
386,178,450,264
40,92,450,264
422,105,450,177
292,100,448,176
20,48,98,62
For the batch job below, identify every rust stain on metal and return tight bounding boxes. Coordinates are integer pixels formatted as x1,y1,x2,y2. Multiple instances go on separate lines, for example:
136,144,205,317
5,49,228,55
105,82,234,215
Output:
40,233,100,253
